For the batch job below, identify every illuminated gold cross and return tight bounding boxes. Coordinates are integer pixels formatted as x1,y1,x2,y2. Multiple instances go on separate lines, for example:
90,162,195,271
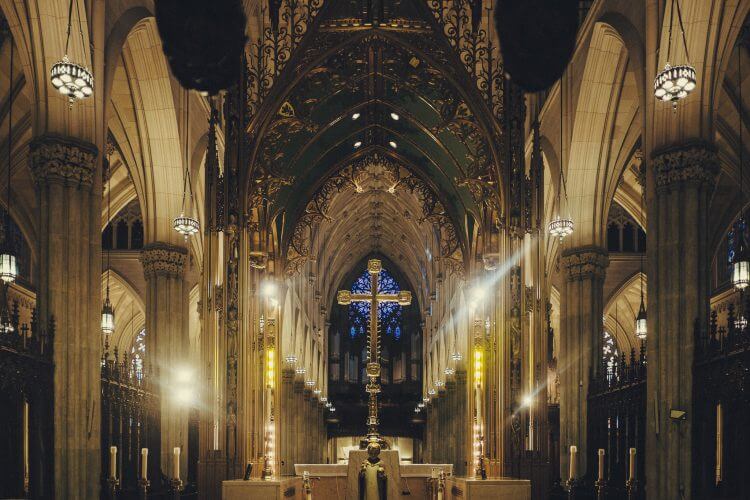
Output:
337,258,411,446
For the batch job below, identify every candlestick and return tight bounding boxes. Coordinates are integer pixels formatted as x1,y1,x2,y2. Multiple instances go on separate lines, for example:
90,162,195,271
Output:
109,446,117,479
137,477,150,500
569,445,577,480
629,447,636,480
169,477,184,500
173,446,181,480
598,448,605,481
141,448,148,479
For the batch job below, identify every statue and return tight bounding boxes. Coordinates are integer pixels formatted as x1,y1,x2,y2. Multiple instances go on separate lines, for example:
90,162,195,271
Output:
359,442,387,500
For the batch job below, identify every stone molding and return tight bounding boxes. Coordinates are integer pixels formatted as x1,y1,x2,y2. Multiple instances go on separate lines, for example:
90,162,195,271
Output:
651,142,719,191
29,134,98,188
561,246,608,281
140,242,188,280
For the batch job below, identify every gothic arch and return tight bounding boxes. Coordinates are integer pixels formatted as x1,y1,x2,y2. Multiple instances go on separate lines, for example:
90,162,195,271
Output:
566,21,637,247
102,268,145,354
604,271,647,354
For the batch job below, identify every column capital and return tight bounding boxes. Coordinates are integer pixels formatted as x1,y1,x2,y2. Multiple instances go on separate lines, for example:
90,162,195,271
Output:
651,142,719,191
29,134,98,188
140,242,188,280
561,246,608,281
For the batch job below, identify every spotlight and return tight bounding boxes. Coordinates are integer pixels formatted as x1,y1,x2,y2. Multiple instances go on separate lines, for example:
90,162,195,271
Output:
175,367,193,383
522,394,534,408
174,387,194,405
261,280,278,298
470,285,487,305
352,113,361,120
390,112,400,120
354,141,362,148
388,140,397,149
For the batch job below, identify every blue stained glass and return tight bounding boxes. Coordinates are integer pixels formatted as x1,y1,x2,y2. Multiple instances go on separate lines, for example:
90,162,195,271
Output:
348,266,403,340
729,218,747,269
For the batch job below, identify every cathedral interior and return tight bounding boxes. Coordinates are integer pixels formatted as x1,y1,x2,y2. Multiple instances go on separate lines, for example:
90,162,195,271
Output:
1,0,750,499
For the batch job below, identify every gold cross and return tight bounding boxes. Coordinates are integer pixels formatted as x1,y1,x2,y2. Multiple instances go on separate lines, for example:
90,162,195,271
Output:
337,258,411,445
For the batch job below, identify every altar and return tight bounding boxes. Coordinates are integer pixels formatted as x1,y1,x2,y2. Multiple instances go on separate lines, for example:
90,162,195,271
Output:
294,456,453,500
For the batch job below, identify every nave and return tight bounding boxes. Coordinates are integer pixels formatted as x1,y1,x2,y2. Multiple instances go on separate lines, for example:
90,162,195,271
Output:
2,1,750,499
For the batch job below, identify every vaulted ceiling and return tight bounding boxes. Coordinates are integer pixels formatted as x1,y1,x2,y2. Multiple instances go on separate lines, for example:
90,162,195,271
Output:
245,1,501,294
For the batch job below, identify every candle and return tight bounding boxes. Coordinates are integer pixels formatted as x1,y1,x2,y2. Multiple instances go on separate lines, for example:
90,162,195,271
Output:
569,445,577,480
173,447,181,480
598,449,605,481
109,446,117,479
141,448,148,479
629,448,636,480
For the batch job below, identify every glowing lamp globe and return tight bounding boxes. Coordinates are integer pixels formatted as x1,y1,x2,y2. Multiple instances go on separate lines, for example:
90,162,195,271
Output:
0,248,18,284
101,297,115,336
549,216,574,241
173,213,199,238
50,56,94,104
654,64,696,104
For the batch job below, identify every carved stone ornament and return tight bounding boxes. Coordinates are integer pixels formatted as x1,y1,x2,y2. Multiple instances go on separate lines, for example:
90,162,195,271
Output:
29,134,98,188
651,142,719,191
561,246,608,281
140,242,188,279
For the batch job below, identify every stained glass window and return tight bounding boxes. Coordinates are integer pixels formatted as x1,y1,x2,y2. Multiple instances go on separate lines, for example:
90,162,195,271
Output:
349,266,403,340
729,218,747,268
602,330,619,379
130,328,146,379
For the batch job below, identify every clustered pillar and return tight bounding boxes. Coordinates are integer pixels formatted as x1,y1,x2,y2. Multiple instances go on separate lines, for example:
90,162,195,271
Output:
647,143,717,499
31,135,101,499
559,246,608,480
140,242,189,479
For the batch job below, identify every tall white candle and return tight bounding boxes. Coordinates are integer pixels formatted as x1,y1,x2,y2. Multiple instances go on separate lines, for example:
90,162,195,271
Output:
173,447,181,480
569,445,577,480
598,449,605,481
629,448,636,480
141,448,148,479
109,446,117,479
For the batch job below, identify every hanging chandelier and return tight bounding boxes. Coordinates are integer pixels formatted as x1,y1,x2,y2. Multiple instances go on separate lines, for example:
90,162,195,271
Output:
1,43,18,285
173,88,200,238
101,154,115,336
635,296,648,340
654,0,696,106
101,293,115,335
549,217,574,241
50,0,93,104
635,163,647,340
733,44,749,291
732,229,750,290
549,73,574,242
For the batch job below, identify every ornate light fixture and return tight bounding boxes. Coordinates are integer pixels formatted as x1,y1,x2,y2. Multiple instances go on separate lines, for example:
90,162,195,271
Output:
733,45,750,291
173,88,200,238
444,367,455,376
0,43,18,285
635,164,647,341
635,297,648,340
654,0,696,106
735,315,748,330
549,73,574,241
101,150,115,336
50,0,93,104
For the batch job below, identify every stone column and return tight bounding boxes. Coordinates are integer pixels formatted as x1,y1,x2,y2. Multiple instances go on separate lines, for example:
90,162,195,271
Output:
559,246,608,480
647,144,717,499
140,243,189,478
280,368,294,474
30,135,100,499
